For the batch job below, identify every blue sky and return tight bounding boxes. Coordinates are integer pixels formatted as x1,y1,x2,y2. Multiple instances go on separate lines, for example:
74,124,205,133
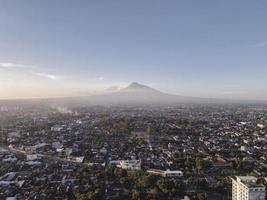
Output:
0,0,267,99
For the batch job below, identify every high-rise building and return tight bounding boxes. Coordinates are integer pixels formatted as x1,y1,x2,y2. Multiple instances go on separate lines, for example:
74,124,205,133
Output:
232,176,265,200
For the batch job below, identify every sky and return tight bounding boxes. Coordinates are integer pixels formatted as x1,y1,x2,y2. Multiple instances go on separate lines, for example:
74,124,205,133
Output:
0,0,267,100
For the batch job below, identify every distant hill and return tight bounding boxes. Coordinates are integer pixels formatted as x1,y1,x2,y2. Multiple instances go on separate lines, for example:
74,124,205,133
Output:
3,82,265,106
79,82,207,105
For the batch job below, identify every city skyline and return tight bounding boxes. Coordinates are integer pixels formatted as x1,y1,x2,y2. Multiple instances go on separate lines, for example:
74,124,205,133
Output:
1,1,267,100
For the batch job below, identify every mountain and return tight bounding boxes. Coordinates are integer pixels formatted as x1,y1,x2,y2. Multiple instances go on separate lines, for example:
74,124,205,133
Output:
44,82,264,106
80,82,205,105
123,82,157,92
9,82,266,106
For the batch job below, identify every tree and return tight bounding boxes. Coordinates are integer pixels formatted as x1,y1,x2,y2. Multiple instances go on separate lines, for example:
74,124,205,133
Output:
88,188,102,200
114,168,127,178
137,174,156,189
147,187,160,200
87,191,96,200
156,178,174,196
196,193,205,200
75,192,86,200
132,190,141,200
120,177,133,189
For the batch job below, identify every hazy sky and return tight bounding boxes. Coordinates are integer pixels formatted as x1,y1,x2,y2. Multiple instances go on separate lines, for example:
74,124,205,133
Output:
0,0,267,100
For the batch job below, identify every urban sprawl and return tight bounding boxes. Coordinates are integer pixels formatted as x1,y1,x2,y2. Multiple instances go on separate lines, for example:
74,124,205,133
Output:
0,104,267,200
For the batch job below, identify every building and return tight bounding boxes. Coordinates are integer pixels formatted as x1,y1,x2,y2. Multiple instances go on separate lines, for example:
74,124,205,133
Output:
26,154,42,161
146,169,183,177
164,169,183,177
257,124,265,129
232,176,265,200
119,160,141,170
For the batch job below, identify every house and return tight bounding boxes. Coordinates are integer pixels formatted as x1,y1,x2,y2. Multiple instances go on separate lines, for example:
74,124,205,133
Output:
119,160,141,170
146,169,183,177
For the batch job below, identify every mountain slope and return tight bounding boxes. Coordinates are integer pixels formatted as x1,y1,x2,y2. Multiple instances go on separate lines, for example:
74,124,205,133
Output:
83,82,204,105
123,82,158,92
27,82,266,106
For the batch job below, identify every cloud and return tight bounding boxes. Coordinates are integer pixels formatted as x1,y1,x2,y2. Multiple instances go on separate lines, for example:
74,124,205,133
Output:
94,76,104,81
0,62,27,69
0,61,62,81
30,71,62,80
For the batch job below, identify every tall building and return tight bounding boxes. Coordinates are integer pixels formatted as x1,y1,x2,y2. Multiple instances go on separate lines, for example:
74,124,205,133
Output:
232,176,265,200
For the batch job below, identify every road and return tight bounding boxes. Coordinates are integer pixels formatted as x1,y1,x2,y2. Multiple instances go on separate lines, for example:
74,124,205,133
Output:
104,143,110,200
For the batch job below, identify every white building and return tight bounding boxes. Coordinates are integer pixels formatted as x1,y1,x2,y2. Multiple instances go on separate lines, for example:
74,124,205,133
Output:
52,142,62,149
232,176,265,200
257,124,265,129
51,125,64,132
119,160,141,171
100,147,107,155
164,169,183,177
7,132,21,143
67,156,84,163
26,154,42,161
146,169,183,177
